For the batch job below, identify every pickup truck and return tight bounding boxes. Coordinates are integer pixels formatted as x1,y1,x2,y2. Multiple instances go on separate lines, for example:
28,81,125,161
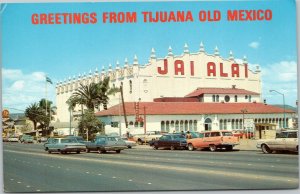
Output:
187,130,239,151
132,131,162,145
85,135,127,153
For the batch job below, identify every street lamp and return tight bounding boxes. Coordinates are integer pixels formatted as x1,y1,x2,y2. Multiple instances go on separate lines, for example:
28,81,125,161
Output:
270,90,286,128
241,109,248,138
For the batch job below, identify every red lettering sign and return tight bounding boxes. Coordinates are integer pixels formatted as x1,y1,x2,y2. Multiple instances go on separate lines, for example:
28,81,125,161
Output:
157,59,168,75
174,60,184,75
207,62,216,76
220,63,228,77
231,64,240,77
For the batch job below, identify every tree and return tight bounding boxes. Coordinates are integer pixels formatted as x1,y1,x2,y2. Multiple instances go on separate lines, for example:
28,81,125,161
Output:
78,110,104,140
67,77,119,111
24,103,44,131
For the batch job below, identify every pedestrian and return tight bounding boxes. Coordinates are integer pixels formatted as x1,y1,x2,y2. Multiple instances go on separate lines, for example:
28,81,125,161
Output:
186,131,192,139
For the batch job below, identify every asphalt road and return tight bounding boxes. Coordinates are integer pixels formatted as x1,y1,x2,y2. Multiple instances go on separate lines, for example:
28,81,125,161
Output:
3,142,299,192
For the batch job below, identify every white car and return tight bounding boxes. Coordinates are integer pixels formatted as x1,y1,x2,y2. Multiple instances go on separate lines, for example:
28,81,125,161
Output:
7,136,19,142
256,130,298,154
121,137,137,148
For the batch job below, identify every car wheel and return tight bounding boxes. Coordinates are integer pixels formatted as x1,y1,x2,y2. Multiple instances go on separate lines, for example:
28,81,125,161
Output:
153,145,158,150
209,145,217,152
261,144,272,154
60,150,65,154
97,148,102,154
85,148,90,153
76,150,80,154
47,149,51,154
127,145,132,149
170,146,176,150
226,145,233,151
116,150,121,153
188,144,194,151
137,140,143,145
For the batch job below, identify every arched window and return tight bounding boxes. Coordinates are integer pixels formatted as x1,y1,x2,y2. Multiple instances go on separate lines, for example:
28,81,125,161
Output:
224,120,227,130
166,121,170,132
249,95,252,102
216,95,219,102
180,120,184,131
279,118,282,128
235,95,238,102
245,95,248,100
204,118,212,131
239,119,243,130
235,119,239,129
143,79,148,93
189,120,193,131
219,119,223,130
129,80,132,94
193,120,197,131
170,120,175,128
134,121,138,128
140,122,144,128
285,118,289,128
232,119,235,130
129,121,133,126
184,120,188,131
212,95,216,102
161,121,165,132
175,120,179,132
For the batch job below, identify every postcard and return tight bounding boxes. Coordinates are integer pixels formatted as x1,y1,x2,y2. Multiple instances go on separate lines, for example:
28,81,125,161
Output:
1,0,299,193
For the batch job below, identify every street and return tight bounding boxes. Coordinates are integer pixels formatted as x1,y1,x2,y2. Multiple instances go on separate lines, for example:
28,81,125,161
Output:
3,143,299,192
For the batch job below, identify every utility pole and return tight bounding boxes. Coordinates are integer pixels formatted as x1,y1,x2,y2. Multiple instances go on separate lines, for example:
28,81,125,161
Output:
120,85,128,128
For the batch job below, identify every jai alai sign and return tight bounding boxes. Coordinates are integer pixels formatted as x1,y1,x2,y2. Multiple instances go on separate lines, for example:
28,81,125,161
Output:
157,59,248,78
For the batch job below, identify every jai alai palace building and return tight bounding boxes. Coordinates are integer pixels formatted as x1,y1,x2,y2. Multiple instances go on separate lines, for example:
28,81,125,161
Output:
55,43,295,139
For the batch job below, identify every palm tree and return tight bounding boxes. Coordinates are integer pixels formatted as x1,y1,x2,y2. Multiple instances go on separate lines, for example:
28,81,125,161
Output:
67,77,119,111
25,103,44,131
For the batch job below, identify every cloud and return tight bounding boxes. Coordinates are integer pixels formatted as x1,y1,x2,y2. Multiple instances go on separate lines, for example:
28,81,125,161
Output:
2,68,55,113
249,41,260,49
260,60,297,106
10,80,25,91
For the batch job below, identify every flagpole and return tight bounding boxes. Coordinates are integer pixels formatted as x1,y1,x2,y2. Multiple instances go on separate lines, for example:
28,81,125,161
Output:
45,77,47,116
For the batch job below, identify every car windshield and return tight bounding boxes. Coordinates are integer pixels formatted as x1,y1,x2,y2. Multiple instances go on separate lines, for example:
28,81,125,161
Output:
61,138,78,143
173,135,185,139
222,132,233,136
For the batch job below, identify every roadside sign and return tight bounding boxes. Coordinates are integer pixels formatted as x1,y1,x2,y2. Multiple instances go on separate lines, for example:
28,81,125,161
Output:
2,109,9,118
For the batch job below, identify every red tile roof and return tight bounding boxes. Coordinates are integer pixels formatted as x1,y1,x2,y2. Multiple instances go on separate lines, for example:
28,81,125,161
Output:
154,97,198,102
185,88,259,97
95,102,294,116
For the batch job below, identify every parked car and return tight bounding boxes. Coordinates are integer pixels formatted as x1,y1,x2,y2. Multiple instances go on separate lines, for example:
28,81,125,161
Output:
187,130,239,151
256,130,298,154
7,136,19,142
85,135,127,153
20,135,34,143
65,135,86,143
37,136,48,143
151,134,187,150
44,137,86,154
133,131,162,145
121,137,137,148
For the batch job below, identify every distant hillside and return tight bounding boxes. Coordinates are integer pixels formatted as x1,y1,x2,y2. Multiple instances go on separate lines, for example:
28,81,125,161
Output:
272,104,297,112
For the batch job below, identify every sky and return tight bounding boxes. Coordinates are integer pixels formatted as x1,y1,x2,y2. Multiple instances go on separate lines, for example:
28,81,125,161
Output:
1,0,298,113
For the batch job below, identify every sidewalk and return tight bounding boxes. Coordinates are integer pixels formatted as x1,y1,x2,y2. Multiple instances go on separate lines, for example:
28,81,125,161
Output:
235,139,260,151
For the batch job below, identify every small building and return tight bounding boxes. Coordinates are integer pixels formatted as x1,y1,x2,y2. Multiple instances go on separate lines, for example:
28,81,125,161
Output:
95,100,294,139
